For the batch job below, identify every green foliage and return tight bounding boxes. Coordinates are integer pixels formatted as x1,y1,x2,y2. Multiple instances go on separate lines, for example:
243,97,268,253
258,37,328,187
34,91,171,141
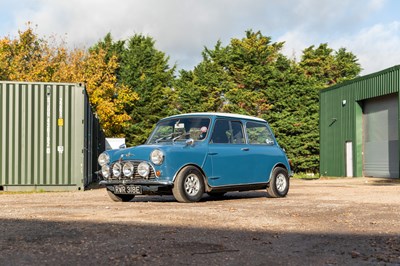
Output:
300,43,362,86
1,26,362,173
175,30,361,173
90,33,125,64
175,42,235,113
93,34,177,145
122,36,177,145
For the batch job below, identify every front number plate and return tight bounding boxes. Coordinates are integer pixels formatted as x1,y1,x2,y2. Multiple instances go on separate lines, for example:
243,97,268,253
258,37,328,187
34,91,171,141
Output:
114,185,142,195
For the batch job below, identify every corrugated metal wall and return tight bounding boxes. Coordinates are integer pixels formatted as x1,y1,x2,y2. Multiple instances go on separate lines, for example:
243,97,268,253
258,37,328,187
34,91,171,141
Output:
0,81,105,191
320,65,400,177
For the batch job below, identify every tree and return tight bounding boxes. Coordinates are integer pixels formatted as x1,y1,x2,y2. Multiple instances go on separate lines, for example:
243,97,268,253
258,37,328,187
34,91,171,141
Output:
221,31,286,116
79,48,138,137
0,25,61,81
280,44,361,172
175,41,234,113
1,26,362,173
0,26,136,137
299,43,362,87
175,31,285,116
118,34,176,145
266,64,320,172
175,30,361,173
89,33,125,79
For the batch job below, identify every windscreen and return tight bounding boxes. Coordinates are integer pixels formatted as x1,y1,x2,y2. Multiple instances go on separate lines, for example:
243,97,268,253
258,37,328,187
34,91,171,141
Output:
147,117,211,144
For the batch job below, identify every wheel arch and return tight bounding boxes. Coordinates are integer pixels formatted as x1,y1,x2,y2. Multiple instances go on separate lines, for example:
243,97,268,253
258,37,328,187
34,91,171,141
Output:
266,164,290,197
173,163,208,185
268,163,289,182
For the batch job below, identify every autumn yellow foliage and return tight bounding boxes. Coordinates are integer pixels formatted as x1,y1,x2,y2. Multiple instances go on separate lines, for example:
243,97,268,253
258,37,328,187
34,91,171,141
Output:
0,25,137,137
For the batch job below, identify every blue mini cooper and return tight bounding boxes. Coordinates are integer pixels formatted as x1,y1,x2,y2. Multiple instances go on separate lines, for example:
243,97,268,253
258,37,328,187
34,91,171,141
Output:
98,113,291,203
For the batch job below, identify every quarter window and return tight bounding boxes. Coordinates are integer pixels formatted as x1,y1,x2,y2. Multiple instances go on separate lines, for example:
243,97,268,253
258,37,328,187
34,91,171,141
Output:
246,122,274,145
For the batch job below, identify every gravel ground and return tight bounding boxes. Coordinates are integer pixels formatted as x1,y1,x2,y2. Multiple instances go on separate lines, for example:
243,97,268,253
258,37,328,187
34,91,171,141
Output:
1,177,400,265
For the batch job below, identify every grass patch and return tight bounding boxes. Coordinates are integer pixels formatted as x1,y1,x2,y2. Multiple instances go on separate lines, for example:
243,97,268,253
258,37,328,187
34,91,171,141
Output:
292,172,320,180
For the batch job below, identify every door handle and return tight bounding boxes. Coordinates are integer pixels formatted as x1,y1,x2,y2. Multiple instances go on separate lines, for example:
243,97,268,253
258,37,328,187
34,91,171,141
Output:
241,148,250,151
208,152,218,155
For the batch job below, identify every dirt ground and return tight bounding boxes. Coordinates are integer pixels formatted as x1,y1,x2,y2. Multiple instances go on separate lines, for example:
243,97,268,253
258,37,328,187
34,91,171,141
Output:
1,177,400,266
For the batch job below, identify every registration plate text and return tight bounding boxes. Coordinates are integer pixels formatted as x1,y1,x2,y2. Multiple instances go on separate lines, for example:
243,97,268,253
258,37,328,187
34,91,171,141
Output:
114,185,142,194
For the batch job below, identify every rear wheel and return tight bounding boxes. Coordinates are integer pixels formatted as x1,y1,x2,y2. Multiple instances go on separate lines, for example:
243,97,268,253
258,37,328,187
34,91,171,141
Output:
266,167,289,198
172,166,205,203
106,189,135,202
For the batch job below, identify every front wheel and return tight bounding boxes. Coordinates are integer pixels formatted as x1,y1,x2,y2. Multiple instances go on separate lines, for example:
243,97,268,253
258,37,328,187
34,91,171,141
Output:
106,189,135,202
266,167,289,198
172,166,205,203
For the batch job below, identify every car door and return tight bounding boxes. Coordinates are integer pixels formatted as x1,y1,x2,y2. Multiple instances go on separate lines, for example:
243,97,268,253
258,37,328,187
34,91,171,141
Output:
245,121,284,183
206,119,252,187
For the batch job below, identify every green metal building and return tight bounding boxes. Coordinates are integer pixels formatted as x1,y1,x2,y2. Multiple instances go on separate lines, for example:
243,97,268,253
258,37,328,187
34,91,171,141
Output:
0,81,105,191
320,65,400,178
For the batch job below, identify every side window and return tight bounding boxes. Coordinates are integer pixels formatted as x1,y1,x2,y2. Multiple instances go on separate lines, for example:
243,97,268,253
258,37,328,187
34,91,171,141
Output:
231,121,245,144
211,120,230,144
211,120,244,144
246,122,275,145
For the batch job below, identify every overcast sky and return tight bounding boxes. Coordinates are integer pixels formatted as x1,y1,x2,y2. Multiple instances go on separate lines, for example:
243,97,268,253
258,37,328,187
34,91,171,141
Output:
0,0,399,75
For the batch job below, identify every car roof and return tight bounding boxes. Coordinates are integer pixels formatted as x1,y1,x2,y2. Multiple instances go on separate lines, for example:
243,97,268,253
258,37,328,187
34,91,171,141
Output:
162,112,266,123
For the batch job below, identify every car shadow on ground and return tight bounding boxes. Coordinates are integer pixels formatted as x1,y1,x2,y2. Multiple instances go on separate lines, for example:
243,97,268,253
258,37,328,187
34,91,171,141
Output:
1,218,399,265
367,179,400,186
127,191,270,203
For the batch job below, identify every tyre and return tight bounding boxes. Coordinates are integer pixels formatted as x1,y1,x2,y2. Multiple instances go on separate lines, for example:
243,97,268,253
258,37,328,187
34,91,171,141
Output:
106,189,135,202
172,166,205,203
266,167,289,198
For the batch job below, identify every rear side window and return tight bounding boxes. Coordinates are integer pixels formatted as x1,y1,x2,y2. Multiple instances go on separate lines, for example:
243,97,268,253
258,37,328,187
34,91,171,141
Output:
246,122,275,145
211,120,244,144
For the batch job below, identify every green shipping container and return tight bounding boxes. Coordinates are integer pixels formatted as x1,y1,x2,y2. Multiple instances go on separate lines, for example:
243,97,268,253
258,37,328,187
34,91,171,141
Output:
320,65,400,178
0,81,105,191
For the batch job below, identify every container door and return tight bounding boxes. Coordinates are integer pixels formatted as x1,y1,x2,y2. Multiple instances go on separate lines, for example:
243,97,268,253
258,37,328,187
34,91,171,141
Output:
363,93,399,178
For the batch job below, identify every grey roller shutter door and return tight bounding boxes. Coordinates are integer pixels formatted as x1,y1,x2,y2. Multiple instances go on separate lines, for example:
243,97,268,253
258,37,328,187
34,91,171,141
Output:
363,93,398,178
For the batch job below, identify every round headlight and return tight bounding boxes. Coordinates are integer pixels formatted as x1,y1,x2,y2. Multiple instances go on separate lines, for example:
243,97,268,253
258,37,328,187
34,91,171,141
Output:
150,149,164,165
123,162,134,178
137,162,150,178
98,152,110,166
112,162,122,178
101,165,110,179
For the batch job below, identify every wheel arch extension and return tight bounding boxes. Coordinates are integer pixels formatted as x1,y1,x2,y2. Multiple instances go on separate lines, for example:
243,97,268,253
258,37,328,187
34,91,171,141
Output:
173,163,210,192
268,163,290,181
